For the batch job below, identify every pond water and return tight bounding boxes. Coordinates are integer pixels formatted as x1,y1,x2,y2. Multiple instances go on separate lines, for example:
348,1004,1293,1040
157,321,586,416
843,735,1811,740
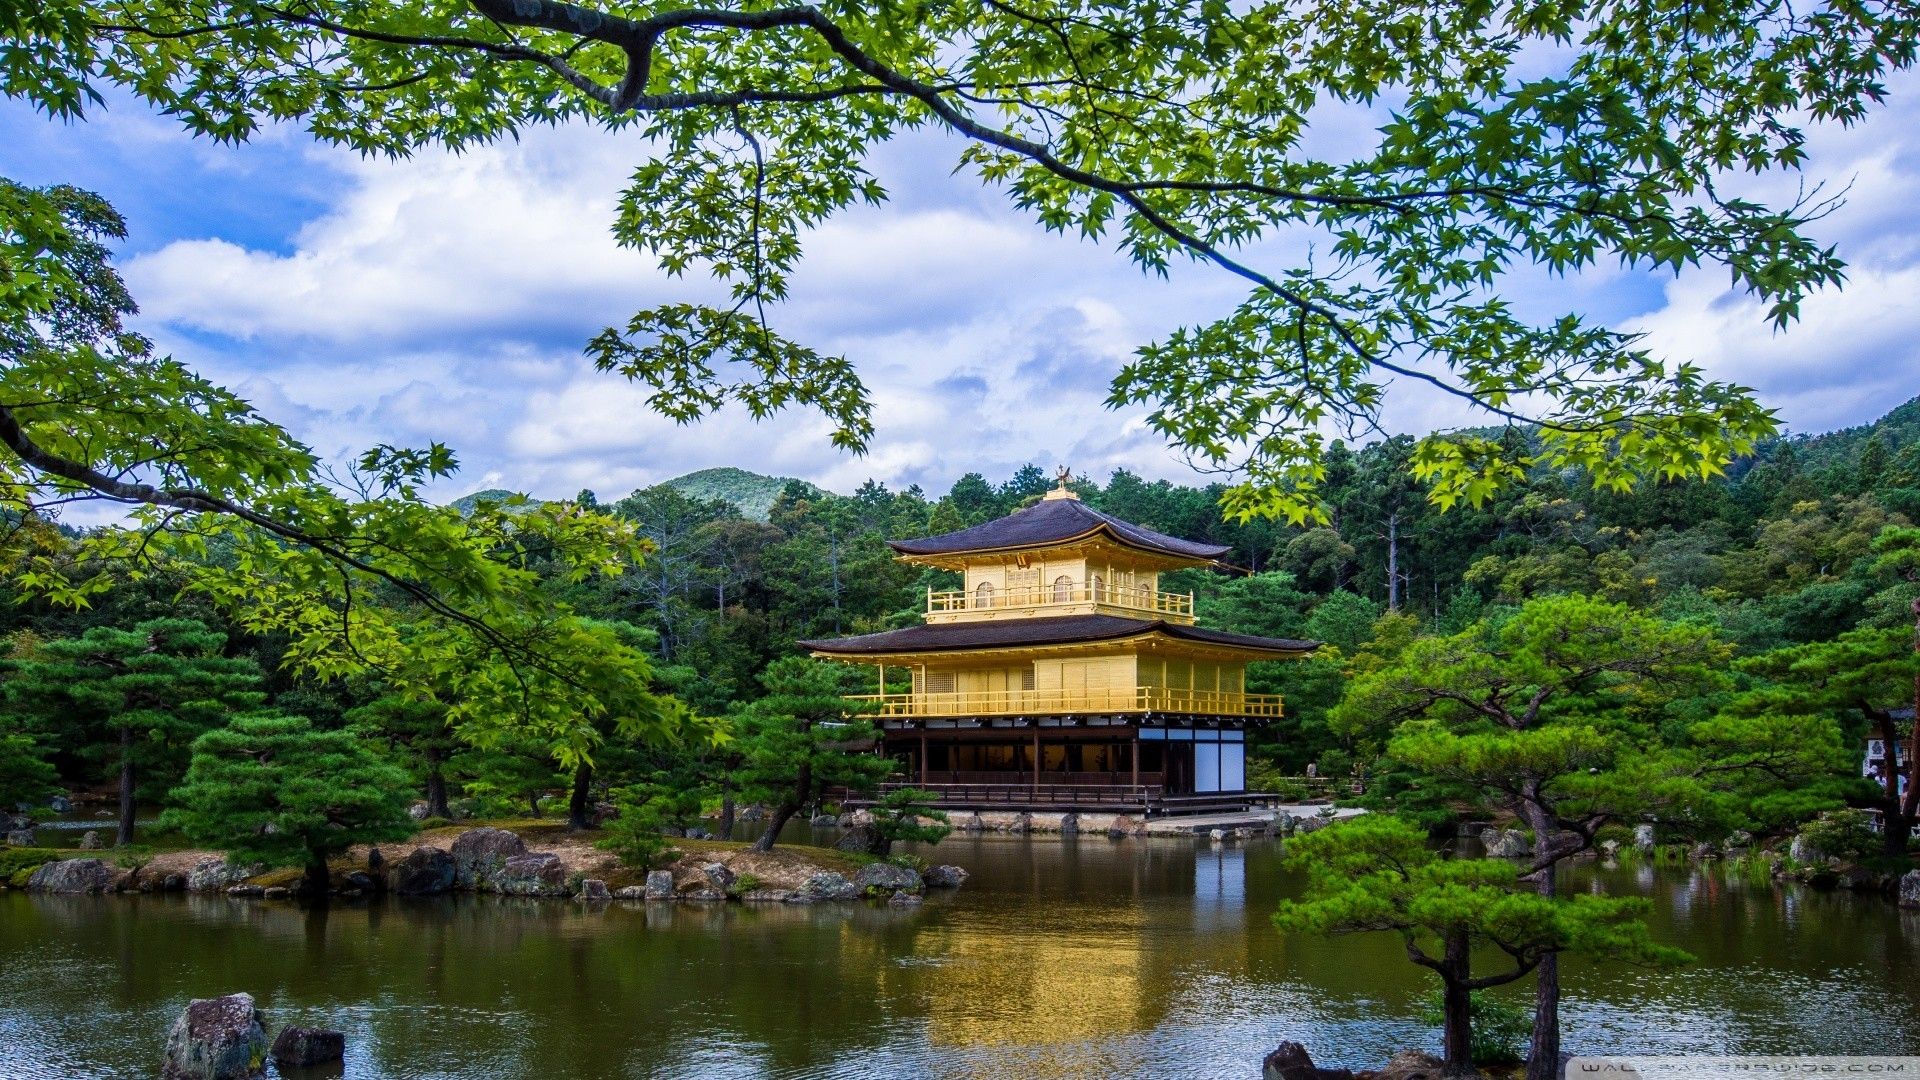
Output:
2,829,1917,1079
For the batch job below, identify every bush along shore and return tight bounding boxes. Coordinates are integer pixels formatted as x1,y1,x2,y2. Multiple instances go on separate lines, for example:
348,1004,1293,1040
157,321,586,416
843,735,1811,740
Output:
1,820,966,906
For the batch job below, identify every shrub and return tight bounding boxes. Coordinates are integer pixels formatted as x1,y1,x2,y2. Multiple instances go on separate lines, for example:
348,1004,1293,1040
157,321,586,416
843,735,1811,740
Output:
597,784,692,869
729,873,763,896
112,845,155,872
0,847,59,881
1420,990,1530,1066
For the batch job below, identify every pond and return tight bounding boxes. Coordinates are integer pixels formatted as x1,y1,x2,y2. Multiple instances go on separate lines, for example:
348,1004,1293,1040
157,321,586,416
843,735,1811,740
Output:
2,829,1917,1079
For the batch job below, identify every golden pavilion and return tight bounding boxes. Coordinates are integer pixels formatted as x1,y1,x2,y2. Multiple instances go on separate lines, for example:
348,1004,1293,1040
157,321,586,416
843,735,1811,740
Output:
800,473,1318,814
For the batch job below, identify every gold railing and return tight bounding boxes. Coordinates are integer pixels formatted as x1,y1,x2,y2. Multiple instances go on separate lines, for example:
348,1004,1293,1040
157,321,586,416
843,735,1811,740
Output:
927,581,1194,618
850,686,1283,718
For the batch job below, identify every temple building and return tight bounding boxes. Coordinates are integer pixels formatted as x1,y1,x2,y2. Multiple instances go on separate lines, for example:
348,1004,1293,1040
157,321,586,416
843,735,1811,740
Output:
800,473,1318,815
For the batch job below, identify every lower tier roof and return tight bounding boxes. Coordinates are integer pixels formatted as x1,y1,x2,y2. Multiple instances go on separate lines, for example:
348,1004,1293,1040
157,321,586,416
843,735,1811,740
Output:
800,614,1318,658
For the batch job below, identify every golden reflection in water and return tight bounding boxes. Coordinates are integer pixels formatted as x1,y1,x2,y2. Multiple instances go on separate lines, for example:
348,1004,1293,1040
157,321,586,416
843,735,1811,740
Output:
915,908,1153,1050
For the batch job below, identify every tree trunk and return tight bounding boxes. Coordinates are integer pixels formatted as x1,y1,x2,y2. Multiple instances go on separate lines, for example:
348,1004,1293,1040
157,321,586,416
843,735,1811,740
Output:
529,792,543,818
753,761,812,852
1440,930,1477,1078
753,802,800,852
1520,793,1561,1080
304,855,331,898
1386,511,1401,612
567,762,594,831
116,724,136,847
1877,709,1910,857
424,749,451,820
718,790,736,840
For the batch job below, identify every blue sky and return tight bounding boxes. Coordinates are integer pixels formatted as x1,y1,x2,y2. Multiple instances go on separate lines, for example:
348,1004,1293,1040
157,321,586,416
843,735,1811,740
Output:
5,77,1920,508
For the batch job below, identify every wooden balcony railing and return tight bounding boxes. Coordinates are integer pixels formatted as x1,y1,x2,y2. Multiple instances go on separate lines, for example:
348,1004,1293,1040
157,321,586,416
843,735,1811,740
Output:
850,686,1283,719
927,581,1194,619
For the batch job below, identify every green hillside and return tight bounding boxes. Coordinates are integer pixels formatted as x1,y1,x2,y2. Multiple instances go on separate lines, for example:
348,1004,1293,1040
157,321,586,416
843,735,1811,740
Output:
660,467,824,520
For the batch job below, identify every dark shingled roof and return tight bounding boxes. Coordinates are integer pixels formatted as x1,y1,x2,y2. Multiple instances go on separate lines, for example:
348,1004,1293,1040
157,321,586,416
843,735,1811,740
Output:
801,614,1319,656
888,497,1231,561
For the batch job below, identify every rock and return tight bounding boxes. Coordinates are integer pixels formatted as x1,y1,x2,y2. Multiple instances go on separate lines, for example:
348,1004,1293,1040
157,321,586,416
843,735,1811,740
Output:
614,885,646,900
387,846,456,895
1208,828,1227,843
1008,811,1033,835
270,1026,344,1069
644,870,675,900
186,859,255,893
26,858,114,894
741,888,795,902
493,852,567,897
1059,813,1079,836
226,884,264,898
1235,827,1257,840
449,827,527,890
576,878,611,901
1900,870,1920,909
1633,824,1657,852
262,887,290,900
47,795,71,813
738,806,764,823
960,812,986,833
923,865,969,889
843,809,875,828
854,862,923,895
834,823,887,857
160,992,269,1080
79,830,103,850
682,886,726,902
1789,831,1827,866
1275,815,1297,837
5,828,35,847
161,873,187,892
367,847,385,877
1599,839,1622,857
810,814,839,827
1484,828,1533,858
1841,865,1879,891
1262,1040,1354,1080
1369,1049,1443,1080
343,872,376,894
407,802,432,821
685,827,713,841
700,862,737,892
1688,842,1718,861
792,871,860,902
1725,830,1753,853
887,890,924,907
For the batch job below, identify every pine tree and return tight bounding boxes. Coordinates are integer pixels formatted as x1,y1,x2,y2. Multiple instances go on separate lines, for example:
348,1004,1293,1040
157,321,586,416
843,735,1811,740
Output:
735,658,890,851
162,713,415,896
2,618,264,845
345,691,459,819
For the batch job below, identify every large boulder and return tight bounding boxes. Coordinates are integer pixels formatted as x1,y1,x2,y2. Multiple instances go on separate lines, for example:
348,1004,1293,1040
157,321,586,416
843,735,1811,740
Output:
1059,813,1080,836
47,795,71,813
833,823,886,857
923,865,969,889
493,852,568,897
160,993,269,1080
1484,829,1533,859
854,862,922,895
1789,831,1830,866
700,863,737,892
643,870,675,900
387,847,456,896
1900,870,1920,910
78,830,103,850
959,812,986,834
26,858,115,894
1263,1041,1354,1080
270,1027,344,1069
1633,824,1657,852
450,828,527,890
809,813,838,827
789,871,859,903
186,859,255,893
576,878,611,901
5,828,36,847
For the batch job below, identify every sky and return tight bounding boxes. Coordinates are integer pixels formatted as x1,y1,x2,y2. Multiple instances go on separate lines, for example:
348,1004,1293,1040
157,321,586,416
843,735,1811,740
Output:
5,68,1920,508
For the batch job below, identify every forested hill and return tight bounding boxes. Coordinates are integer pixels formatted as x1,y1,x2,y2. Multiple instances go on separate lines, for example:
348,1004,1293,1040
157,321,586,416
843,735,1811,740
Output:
660,468,818,521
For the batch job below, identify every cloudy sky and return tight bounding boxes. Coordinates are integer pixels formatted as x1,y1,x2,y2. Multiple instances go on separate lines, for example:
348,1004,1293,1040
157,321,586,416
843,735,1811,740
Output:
4,69,1920,507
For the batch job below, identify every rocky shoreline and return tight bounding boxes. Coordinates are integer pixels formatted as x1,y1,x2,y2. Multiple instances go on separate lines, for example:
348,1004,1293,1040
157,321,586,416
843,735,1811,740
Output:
9,824,967,905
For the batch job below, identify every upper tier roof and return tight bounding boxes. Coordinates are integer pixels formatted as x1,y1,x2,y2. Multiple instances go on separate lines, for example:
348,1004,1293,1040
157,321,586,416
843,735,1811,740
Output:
801,613,1318,657
888,495,1231,562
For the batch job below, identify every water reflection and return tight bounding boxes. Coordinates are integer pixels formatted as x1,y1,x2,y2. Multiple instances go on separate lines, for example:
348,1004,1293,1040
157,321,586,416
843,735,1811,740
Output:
2,839,1918,1079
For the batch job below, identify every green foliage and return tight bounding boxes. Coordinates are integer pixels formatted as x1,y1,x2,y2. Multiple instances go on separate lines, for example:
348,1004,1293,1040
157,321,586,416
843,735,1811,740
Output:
1418,990,1530,1067
869,788,952,850
111,844,154,871
0,731,57,810
736,657,890,849
0,847,60,881
160,713,416,875
597,780,702,869
1794,809,1884,864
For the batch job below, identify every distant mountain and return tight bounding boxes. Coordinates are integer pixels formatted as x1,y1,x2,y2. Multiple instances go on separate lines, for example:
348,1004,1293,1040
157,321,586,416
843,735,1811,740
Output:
660,467,823,520
447,488,525,516
1773,395,1920,469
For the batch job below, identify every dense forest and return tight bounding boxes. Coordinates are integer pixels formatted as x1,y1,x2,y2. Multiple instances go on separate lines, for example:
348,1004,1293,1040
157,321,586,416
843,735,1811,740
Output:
4,396,1918,838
